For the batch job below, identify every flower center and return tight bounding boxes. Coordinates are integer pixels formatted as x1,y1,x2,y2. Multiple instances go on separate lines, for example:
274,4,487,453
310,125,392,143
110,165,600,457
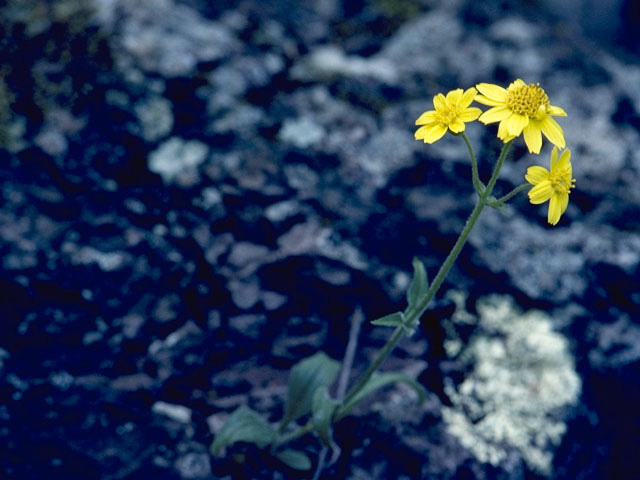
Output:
506,83,550,118
435,105,459,125
550,167,575,195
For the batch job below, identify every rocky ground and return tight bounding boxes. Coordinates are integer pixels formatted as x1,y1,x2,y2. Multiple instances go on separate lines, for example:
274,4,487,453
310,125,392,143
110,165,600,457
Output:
1,0,639,478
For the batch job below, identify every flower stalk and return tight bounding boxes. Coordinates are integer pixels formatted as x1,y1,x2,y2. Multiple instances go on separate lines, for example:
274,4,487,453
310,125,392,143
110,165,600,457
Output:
461,132,485,195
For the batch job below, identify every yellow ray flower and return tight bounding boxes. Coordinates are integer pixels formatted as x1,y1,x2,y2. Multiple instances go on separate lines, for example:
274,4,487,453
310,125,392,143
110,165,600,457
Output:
525,147,576,225
475,79,567,154
415,87,482,144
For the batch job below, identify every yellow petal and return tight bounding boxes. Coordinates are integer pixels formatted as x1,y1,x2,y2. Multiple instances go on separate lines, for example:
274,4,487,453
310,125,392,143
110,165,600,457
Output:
415,125,429,140
459,107,482,122
525,166,550,185
560,191,569,214
554,148,572,174
528,180,553,204
505,113,528,136
550,146,559,169
433,93,446,111
548,105,567,117
476,83,508,103
539,116,566,149
415,110,436,125
446,89,463,105
547,192,565,225
474,94,503,107
421,123,448,143
479,106,512,124
449,118,465,133
523,122,542,154
497,120,515,142
510,79,526,89
459,87,478,108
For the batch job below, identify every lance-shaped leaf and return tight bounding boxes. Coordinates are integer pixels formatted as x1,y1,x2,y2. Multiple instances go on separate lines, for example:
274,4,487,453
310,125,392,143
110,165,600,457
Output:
211,405,276,455
407,257,428,309
371,311,404,328
275,449,312,470
311,386,339,446
281,352,340,428
340,372,427,415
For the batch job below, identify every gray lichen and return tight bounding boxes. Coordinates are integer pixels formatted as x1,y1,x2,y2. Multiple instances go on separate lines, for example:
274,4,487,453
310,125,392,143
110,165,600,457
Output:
442,294,581,475
148,137,209,185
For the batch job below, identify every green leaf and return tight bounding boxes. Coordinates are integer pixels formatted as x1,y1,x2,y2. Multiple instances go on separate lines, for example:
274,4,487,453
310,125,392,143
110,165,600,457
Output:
282,352,341,428
487,196,507,212
407,257,428,309
275,449,312,470
311,386,338,446
211,405,276,455
343,372,427,414
371,311,404,328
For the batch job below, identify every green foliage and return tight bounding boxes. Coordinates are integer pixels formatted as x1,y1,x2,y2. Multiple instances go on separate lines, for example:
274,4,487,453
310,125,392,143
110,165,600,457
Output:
486,196,508,212
372,257,429,333
275,449,312,471
371,311,405,328
341,372,427,415
211,405,276,455
311,386,339,446
407,257,428,309
282,352,341,429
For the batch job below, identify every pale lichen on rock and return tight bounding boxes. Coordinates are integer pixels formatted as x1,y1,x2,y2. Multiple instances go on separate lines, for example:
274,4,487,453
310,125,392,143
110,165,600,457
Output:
442,294,581,475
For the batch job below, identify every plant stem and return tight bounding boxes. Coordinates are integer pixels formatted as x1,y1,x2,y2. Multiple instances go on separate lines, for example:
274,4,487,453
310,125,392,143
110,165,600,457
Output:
275,140,513,449
483,141,512,196
273,420,314,450
461,133,485,195
337,326,405,418
338,140,512,418
497,183,529,203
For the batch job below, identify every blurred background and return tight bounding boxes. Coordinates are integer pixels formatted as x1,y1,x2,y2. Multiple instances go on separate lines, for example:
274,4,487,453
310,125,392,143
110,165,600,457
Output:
1,0,639,478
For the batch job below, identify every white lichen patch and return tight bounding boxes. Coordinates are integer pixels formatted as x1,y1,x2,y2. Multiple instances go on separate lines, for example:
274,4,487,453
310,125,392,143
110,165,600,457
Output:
442,295,581,475
148,137,208,185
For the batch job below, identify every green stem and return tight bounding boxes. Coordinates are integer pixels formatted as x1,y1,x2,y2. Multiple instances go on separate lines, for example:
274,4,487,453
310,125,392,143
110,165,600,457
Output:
273,420,314,451
496,183,529,203
274,140,513,449
461,133,485,195
483,141,512,198
336,325,404,419
338,140,512,419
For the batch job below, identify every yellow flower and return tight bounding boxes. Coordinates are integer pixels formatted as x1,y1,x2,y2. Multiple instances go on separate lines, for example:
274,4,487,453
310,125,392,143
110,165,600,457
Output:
475,79,567,154
525,147,576,225
415,87,482,143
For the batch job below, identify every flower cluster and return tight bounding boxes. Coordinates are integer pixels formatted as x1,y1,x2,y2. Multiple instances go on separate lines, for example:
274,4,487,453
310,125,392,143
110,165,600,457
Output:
415,79,576,225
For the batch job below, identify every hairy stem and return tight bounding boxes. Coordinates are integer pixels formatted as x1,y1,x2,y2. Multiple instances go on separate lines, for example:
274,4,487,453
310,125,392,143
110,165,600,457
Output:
461,132,485,195
497,183,529,203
